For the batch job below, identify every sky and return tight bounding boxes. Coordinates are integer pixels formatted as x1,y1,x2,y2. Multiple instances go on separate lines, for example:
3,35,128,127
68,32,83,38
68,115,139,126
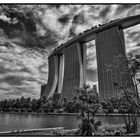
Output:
0,4,140,100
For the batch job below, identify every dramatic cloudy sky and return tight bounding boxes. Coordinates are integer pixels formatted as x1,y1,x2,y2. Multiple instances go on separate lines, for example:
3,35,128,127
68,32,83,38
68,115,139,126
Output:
0,4,140,100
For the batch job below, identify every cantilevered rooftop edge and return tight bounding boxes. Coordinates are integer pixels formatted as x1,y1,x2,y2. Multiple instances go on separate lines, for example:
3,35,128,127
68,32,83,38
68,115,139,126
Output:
49,14,140,58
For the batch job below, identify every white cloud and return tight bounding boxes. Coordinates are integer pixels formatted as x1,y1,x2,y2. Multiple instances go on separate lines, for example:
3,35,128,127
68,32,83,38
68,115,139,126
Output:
0,13,11,22
0,4,140,100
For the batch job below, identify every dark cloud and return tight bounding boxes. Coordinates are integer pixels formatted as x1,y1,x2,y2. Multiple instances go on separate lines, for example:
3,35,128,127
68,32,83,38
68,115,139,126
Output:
0,66,9,74
72,12,85,25
4,91,24,96
0,87,9,91
36,32,58,49
69,26,76,37
115,5,136,15
47,5,61,9
1,5,36,34
0,5,58,51
23,12,36,34
99,6,111,18
20,67,32,73
0,19,23,37
1,76,25,85
58,14,70,25
0,75,36,86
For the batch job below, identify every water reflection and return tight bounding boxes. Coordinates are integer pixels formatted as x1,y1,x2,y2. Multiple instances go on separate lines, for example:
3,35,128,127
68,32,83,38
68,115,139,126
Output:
97,116,124,125
0,113,140,132
0,113,80,132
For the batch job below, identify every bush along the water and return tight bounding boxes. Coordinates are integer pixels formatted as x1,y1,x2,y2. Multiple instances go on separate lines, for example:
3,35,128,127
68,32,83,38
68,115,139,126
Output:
75,84,102,136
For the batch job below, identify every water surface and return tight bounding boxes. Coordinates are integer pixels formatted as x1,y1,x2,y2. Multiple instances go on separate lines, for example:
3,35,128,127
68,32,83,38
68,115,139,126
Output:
0,113,139,132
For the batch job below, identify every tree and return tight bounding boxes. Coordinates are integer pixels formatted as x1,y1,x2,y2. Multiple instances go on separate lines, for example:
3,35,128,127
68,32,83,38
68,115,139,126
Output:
41,97,54,113
106,54,140,134
128,54,140,95
31,98,37,112
112,83,139,133
101,97,114,114
42,96,47,104
13,98,21,108
24,97,31,110
75,84,101,136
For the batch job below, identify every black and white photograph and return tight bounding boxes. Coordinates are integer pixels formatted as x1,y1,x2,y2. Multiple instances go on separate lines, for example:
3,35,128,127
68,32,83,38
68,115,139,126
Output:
0,3,140,136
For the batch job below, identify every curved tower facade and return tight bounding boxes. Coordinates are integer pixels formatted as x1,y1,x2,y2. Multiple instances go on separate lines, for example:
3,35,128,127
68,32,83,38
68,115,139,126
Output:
59,42,86,102
96,27,135,98
40,15,140,101
41,55,58,98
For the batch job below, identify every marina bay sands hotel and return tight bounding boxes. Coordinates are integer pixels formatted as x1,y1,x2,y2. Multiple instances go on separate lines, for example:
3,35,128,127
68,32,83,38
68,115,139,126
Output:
40,15,140,102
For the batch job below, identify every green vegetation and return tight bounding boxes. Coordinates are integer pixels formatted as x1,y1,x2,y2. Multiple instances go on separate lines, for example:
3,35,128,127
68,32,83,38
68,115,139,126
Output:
75,84,102,136
104,54,140,134
0,95,80,114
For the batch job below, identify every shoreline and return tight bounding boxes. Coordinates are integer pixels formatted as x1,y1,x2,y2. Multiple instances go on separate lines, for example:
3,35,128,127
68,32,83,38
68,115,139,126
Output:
0,111,140,117
0,125,124,136
0,111,78,116
0,127,79,136
0,127,65,136
0,124,129,136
